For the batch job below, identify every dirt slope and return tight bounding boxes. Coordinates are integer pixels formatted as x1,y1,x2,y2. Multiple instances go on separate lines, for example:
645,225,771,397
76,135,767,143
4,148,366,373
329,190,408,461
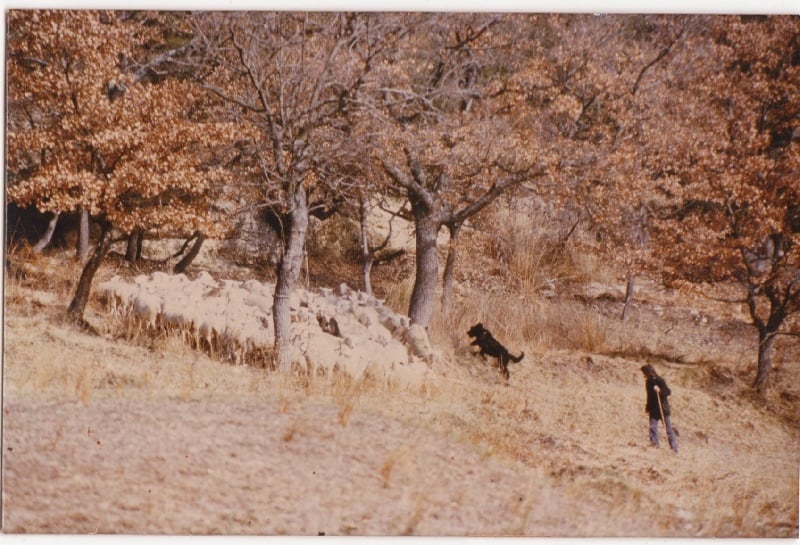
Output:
3,293,798,536
3,397,653,536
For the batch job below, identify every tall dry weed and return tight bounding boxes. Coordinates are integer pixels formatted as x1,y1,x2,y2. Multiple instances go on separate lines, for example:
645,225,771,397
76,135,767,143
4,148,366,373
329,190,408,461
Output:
434,289,610,355
5,246,84,314
384,275,415,316
481,207,615,300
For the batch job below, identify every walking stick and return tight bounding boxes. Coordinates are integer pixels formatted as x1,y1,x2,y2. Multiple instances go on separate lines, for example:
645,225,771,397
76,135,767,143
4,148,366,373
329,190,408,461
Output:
654,385,669,438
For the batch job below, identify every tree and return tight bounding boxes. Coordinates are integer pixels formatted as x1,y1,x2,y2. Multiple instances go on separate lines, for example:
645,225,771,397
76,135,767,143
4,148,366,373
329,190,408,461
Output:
351,193,406,297
191,12,407,371
634,15,800,393
545,15,799,393
548,15,691,319
7,10,237,323
367,14,539,328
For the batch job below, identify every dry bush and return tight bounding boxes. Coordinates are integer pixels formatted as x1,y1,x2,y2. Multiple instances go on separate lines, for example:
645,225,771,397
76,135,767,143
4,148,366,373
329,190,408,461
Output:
433,289,610,355
473,206,616,301
307,214,361,263
383,275,415,316
6,246,79,297
481,210,565,295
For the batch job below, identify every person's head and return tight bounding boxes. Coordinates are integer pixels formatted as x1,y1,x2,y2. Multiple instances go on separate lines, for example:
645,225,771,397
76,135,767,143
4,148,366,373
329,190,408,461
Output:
641,364,658,380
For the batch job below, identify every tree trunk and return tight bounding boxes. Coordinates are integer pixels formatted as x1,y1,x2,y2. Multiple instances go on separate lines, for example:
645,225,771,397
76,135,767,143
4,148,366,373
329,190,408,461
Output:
67,222,112,323
273,186,309,373
441,221,463,312
360,208,374,295
362,255,374,296
745,286,787,395
408,201,440,329
32,211,60,253
135,229,143,261
621,272,635,321
76,207,90,263
174,232,206,274
126,228,142,262
126,231,136,262
753,331,777,394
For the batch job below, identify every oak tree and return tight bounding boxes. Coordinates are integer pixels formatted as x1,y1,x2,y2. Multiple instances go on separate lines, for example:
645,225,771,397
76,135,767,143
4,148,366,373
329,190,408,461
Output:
7,10,237,322
369,14,539,328
629,15,800,393
191,12,407,370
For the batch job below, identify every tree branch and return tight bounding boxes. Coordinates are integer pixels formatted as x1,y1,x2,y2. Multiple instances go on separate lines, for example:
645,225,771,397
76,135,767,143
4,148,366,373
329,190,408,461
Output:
632,20,686,95
379,153,437,212
450,174,523,224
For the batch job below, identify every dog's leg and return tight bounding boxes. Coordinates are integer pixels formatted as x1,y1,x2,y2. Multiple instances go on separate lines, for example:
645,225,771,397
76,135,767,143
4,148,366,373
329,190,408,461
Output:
499,355,510,379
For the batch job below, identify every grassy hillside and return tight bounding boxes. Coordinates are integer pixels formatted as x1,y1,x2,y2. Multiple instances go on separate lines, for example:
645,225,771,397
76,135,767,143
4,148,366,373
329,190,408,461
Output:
2,240,798,536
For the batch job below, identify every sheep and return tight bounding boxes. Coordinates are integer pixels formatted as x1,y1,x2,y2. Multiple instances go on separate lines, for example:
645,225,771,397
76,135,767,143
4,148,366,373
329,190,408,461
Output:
366,322,394,347
220,312,273,365
242,279,262,293
161,297,193,342
220,279,242,291
405,324,433,360
197,314,225,358
97,276,136,316
150,271,171,285
194,271,217,292
294,325,338,377
364,338,410,387
96,271,438,385
336,343,371,382
132,290,162,337
244,292,273,314
354,306,379,328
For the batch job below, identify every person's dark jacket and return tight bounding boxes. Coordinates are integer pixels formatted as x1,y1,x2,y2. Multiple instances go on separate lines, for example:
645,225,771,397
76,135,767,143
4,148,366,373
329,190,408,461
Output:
645,376,671,419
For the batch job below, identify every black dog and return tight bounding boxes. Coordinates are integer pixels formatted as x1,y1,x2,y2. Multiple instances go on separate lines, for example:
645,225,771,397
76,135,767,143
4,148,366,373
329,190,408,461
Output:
467,323,524,380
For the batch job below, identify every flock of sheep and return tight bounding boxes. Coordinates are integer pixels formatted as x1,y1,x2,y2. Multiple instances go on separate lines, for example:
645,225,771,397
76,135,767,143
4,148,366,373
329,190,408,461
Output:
96,271,434,389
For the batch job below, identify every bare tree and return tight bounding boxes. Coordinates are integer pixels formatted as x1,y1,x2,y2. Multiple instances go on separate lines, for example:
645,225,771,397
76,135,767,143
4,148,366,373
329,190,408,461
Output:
368,14,539,328
191,12,407,371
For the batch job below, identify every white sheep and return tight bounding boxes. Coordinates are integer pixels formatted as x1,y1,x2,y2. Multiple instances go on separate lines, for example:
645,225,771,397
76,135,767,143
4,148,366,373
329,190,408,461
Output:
244,292,273,314
132,290,162,337
297,327,338,377
97,276,136,315
336,343,371,382
405,324,433,360
97,271,439,385
197,314,226,358
195,271,217,292
161,297,193,342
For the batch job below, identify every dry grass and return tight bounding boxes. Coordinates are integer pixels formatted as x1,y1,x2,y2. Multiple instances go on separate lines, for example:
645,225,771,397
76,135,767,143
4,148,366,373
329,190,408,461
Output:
477,206,617,293
3,243,799,537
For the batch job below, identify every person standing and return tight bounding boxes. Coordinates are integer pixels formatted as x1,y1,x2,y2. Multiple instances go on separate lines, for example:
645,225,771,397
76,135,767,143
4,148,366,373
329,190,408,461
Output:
641,364,678,453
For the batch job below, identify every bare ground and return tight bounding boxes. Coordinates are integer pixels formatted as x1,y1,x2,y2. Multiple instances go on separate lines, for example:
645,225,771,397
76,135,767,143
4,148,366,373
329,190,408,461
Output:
2,259,798,537
3,396,653,536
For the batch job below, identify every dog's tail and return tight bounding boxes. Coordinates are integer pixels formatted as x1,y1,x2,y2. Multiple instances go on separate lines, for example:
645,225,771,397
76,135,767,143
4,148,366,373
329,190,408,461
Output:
511,352,524,363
